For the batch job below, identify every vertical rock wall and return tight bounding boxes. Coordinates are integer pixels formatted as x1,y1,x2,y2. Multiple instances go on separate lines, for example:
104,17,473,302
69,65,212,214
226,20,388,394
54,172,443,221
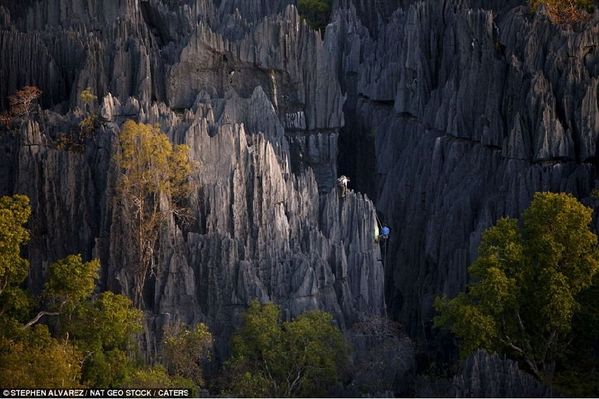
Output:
0,0,385,358
1,0,597,393
329,0,599,339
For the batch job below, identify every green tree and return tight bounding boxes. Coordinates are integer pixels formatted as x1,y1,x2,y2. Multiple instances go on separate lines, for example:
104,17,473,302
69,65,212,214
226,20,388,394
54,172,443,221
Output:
0,195,34,329
66,291,143,387
0,195,31,297
434,192,599,383
39,255,144,387
0,196,84,388
226,301,349,397
162,322,213,386
79,87,97,109
78,88,98,138
0,325,83,388
124,366,196,392
44,254,100,317
116,120,192,305
297,0,332,32
0,194,150,388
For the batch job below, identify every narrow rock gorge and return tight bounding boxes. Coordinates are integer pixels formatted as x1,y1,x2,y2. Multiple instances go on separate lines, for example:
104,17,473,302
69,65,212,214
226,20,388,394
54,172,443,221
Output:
1,0,597,396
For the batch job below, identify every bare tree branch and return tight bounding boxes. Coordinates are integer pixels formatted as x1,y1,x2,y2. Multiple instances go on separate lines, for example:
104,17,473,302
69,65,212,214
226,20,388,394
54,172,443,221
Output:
22,311,60,329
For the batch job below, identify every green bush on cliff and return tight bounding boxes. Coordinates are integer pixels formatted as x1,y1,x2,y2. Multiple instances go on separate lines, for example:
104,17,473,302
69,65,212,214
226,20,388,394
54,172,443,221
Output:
298,0,332,32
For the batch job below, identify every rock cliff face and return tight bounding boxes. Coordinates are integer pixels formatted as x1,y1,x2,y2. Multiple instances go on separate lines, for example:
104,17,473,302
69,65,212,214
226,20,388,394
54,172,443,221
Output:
329,0,599,339
416,350,554,397
0,0,383,361
0,0,596,395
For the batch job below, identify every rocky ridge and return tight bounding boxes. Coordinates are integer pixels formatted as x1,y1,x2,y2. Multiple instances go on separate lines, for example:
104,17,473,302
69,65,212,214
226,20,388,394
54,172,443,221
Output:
0,1,384,362
329,0,599,340
1,0,594,394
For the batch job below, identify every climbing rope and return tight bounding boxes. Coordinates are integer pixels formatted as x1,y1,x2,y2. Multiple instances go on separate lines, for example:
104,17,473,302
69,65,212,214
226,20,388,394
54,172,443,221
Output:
383,238,389,267
375,213,383,230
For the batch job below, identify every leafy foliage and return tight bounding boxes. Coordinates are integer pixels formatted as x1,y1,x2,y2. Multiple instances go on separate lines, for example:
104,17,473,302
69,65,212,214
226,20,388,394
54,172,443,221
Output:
434,192,599,384
79,87,97,108
0,198,85,387
0,194,152,388
47,265,144,388
9,86,43,117
225,301,349,397
78,88,99,138
124,366,196,391
530,0,594,24
0,325,83,388
41,258,144,387
116,120,193,305
0,195,31,297
79,115,98,139
163,322,213,386
1,86,42,128
66,292,143,387
73,292,142,350
297,0,332,32
44,255,100,315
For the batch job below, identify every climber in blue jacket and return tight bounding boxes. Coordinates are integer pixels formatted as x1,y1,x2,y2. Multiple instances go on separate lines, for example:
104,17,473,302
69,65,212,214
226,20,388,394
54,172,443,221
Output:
375,224,391,242
380,226,390,240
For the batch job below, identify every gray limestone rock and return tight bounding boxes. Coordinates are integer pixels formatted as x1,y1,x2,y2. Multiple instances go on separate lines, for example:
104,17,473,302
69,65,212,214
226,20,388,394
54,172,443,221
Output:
1,0,598,394
329,0,599,340
415,350,553,397
1,89,385,361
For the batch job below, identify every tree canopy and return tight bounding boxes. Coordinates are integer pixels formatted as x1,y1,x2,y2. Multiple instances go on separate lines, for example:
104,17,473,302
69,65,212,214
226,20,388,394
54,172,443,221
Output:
79,87,97,107
225,301,349,397
0,195,84,388
116,120,192,305
0,194,150,388
162,322,213,387
0,189,213,390
434,192,599,386
0,195,31,297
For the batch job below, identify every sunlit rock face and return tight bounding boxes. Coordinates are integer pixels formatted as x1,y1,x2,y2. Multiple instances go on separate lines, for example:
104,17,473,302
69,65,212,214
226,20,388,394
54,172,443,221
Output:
0,0,382,360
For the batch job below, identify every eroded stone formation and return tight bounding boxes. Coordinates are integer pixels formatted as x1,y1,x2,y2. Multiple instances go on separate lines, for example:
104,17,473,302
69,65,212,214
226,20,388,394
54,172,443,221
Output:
0,0,382,361
1,0,597,394
330,0,599,340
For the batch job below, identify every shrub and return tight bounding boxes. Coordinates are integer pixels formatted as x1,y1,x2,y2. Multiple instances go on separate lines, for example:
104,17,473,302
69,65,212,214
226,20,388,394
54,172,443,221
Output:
297,0,332,32
1,86,42,128
79,87,97,108
530,0,594,24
